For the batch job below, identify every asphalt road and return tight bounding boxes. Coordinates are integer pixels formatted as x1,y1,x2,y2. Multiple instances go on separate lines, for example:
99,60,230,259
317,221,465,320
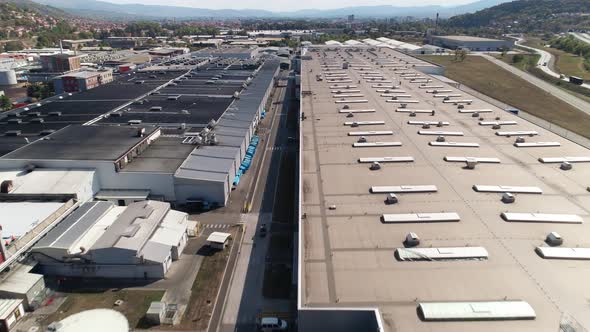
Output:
570,32,590,45
508,34,590,90
214,72,294,332
478,53,590,116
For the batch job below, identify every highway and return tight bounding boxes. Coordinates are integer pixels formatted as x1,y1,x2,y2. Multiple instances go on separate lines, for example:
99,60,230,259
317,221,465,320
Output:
478,53,590,116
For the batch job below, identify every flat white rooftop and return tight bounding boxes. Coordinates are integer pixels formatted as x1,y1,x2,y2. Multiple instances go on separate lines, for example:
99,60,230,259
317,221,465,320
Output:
301,47,590,332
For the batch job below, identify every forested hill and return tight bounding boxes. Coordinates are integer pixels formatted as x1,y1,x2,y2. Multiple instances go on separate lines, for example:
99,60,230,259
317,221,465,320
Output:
446,0,590,32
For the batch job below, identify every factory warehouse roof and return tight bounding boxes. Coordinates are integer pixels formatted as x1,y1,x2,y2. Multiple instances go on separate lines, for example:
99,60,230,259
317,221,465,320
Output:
1,125,159,161
299,46,590,332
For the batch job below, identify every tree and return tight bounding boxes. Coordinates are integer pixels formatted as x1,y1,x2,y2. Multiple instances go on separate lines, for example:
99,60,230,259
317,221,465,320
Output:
0,95,11,111
3,41,24,51
512,54,524,63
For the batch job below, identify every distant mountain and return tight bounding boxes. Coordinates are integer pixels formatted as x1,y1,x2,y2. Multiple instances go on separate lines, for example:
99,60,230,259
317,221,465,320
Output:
32,0,511,19
446,0,590,31
0,0,68,18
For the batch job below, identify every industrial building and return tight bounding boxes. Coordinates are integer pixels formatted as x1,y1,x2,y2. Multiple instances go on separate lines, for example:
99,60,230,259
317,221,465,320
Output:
39,54,82,73
31,200,188,279
0,50,279,207
53,69,114,94
298,46,590,331
430,35,515,51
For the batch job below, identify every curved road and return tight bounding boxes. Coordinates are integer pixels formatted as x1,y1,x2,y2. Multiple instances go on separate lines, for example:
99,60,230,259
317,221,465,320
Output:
506,34,590,90
478,53,590,115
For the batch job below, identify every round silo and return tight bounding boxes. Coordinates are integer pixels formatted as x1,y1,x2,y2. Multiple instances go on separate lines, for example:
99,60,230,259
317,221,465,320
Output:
0,70,17,85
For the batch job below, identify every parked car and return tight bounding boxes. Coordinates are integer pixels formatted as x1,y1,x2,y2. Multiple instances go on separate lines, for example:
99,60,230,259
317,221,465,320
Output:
260,317,287,332
259,224,267,237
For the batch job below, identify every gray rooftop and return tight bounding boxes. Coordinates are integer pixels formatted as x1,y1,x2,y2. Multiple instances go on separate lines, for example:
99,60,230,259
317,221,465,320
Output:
2,125,159,161
33,201,113,250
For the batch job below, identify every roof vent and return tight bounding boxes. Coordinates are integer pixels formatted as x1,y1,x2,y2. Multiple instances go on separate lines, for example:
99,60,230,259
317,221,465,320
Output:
370,161,381,170
30,118,44,123
401,103,408,108
465,158,478,169
28,112,41,117
351,122,359,127
404,232,420,247
501,192,515,204
560,162,573,171
495,116,501,120
437,121,444,127
492,124,501,130
458,104,465,109
436,135,445,142
111,112,122,117
409,111,416,117
342,104,349,109
128,120,142,125
48,111,62,117
358,136,367,143
346,112,354,118
422,124,430,129
137,128,146,137
545,232,563,246
515,136,525,143
385,193,398,205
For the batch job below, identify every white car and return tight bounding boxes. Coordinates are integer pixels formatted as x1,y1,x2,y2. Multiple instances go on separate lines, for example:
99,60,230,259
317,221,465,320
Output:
260,317,288,332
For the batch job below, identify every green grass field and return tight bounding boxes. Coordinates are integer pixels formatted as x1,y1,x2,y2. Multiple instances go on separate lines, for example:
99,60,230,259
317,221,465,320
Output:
419,55,590,139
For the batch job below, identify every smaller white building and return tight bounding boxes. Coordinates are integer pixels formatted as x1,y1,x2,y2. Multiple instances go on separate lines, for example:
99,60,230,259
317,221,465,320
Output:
206,232,231,250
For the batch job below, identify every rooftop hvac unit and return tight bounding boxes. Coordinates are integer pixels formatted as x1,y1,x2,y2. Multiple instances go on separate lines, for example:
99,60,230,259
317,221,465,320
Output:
385,193,398,205
409,111,416,117
472,112,479,118
546,232,563,246
181,110,189,114
404,232,420,247
150,106,163,112
492,124,501,130
369,161,381,170
128,120,142,125
501,192,515,204
515,136,525,143
180,123,186,130
465,158,478,170
208,119,217,129
233,91,240,99
422,124,430,129
436,136,445,142
137,128,146,137
560,162,573,171
209,133,218,145
357,136,367,143
458,104,465,109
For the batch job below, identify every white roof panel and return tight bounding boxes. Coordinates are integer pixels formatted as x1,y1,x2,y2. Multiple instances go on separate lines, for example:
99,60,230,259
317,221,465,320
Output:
429,142,480,148
386,99,419,103
370,185,437,193
473,185,542,194
344,121,385,126
419,301,536,320
501,212,583,224
358,157,414,163
458,109,493,113
536,247,590,260
419,130,464,136
348,131,393,136
396,247,488,261
514,142,561,147
408,121,450,126
207,231,231,243
538,156,590,163
353,142,402,148
496,131,539,136
338,109,376,114
396,109,434,113
382,212,460,223
444,157,501,163
335,99,368,104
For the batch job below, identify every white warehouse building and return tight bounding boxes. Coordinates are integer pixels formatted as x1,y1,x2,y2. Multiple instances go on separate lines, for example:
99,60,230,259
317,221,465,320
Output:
31,200,188,279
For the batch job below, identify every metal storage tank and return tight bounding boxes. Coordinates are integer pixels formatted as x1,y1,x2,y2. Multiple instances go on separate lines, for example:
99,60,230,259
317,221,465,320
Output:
0,70,17,85
46,308,129,332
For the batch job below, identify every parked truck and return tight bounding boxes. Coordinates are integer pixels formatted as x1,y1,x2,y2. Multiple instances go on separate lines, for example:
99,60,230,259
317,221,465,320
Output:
569,76,584,85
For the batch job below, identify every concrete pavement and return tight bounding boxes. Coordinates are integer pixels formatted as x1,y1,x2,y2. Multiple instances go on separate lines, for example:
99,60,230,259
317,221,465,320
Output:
477,53,590,116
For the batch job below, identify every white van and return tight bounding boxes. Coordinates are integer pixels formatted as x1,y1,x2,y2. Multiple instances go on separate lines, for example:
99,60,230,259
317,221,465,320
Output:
260,317,288,332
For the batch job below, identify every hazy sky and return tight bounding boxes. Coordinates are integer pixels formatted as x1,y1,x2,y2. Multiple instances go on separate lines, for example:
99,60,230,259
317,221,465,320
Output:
102,0,478,11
